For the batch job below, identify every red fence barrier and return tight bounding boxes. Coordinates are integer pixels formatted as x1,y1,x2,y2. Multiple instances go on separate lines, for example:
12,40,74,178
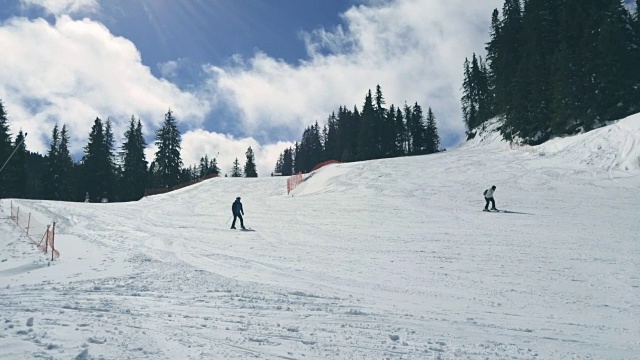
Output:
145,173,219,197
286,160,342,195
10,201,59,261
287,172,303,195
310,160,342,172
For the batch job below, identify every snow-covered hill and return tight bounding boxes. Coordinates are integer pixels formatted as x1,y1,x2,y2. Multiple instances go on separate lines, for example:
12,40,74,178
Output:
1,114,639,359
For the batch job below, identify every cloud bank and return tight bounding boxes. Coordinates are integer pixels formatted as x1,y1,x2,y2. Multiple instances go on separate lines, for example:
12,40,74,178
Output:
206,0,503,145
0,15,210,156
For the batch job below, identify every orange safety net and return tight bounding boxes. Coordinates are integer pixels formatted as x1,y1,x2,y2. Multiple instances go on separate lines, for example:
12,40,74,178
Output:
287,172,303,195
10,202,59,260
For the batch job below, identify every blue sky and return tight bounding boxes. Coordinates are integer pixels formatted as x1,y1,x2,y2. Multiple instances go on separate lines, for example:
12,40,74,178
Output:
0,0,509,175
100,1,355,70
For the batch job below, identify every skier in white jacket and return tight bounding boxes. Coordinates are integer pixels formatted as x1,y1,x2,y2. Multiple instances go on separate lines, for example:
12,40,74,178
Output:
483,185,497,211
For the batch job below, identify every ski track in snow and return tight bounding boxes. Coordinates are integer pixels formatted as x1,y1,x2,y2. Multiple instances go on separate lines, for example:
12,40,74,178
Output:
1,114,640,359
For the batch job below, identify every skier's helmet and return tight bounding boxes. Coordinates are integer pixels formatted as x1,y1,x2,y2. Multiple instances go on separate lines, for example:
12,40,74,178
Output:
492,185,496,189
236,197,241,200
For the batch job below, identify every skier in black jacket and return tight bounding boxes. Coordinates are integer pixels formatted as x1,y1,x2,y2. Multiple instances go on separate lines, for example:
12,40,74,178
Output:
231,197,246,230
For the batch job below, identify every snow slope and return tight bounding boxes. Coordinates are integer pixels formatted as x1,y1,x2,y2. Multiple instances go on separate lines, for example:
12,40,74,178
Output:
1,114,639,359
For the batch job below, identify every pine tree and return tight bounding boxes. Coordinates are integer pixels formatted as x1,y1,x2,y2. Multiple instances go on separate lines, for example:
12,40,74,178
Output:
462,54,492,130
296,122,324,172
311,122,323,167
274,153,284,175
424,108,440,154
282,148,294,176
272,85,444,172
0,110,29,199
496,0,523,112
506,53,533,141
634,0,639,108
199,155,209,178
636,0,640,63
357,90,376,160
550,41,574,135
57,125,75,200
373,85,387,158
0,100,13,197
81,118,112,201
465,0,640,142
42,124,75,201
337,106,358,162
508,0,560,142
103,119,118,200
403,103,414,153
43,124,60,200
0,100,11,159
476,56,494,123
25,151,46,199
485,9,502,113
550,0,587,135
324,112,341,160
594,0,639,120
293,142,301,173
154,110,183,188
121,116,148,201
394,107,406,156
231,158,242,177
382,104,398,157
461,57,475,131
208,157,220,176
8,130,28,198
244,146,258,177
147,160,162,189
408,103,427,154
179,166,195,183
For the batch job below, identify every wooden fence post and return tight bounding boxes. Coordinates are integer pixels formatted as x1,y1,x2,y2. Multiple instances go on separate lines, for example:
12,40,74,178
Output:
51,222,56,262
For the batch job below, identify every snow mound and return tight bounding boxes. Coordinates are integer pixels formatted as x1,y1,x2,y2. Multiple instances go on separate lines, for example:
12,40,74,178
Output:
2,112,639,360
458,112,640,172
456,117,508,151
534,113,640,172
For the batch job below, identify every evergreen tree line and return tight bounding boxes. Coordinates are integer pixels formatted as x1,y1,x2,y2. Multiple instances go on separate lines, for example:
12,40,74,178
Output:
462,0,640,144
0,101,260,202
274,85,441,175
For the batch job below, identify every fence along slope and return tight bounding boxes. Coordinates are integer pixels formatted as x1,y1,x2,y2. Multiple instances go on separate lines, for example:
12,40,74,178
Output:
287,160,342,195
10,201,59,261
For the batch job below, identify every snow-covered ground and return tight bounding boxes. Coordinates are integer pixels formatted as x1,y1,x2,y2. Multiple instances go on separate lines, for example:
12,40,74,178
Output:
1,114,639,359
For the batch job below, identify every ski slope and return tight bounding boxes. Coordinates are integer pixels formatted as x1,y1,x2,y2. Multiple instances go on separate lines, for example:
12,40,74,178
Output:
1,114,639,359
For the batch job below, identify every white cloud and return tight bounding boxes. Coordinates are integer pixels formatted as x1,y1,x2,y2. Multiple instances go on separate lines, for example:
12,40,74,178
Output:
21,0,99,16
1,0,505,177
158,60,179,79
145,130,293,179
0,16,210,157
206,0,503,145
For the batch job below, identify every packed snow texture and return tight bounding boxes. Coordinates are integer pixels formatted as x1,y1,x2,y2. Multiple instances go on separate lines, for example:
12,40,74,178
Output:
1,114,639,359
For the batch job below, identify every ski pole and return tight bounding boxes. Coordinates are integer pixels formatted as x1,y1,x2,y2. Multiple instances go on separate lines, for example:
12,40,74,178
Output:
225,215,232,224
